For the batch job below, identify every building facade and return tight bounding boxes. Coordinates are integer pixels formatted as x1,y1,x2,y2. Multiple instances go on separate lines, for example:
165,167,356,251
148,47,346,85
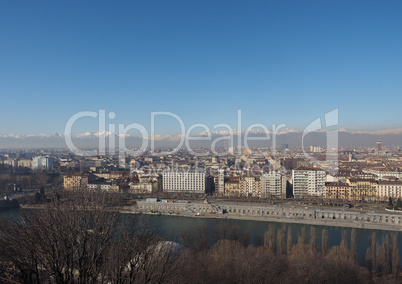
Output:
63,173,90,190
325,182,351,200
17,158,32,168
215,169,225,195
260,172,286,198
224,177,240,197
87,183,112,192
377,181,402,200
292,167,326,197
162,170,206,193
240,176,260,197
363,169,402,180
129,182,153,194
32,156,53,170
346,178,377,201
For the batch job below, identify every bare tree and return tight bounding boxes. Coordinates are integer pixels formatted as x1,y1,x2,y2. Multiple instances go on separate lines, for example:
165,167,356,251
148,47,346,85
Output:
179,225,210,253
277,228,286,255
379,234,391,276
287,227,293,256
340,230,348,249
102,215,164,284
371,232,377,274
391,233,400,280
213,223,249,246
365,233,374,273
375,240,383,276
264,224,276,252
310,226,316,251
0,191,392,283
297,226,306,244
351,228,358,261
0,190,177,284
321,228,329,255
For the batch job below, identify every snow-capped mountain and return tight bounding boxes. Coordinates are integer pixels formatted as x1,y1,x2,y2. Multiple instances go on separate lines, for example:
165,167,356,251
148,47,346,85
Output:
0,128,401,149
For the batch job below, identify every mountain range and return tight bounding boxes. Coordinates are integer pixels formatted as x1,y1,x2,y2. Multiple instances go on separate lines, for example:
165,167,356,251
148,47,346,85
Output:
0,128,401,149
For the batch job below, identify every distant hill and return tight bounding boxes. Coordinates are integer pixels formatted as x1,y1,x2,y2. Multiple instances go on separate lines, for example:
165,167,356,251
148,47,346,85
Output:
0,129,400,149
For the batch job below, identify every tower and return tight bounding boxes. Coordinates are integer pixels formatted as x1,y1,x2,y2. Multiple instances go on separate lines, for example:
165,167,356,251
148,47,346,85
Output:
377,140,382,151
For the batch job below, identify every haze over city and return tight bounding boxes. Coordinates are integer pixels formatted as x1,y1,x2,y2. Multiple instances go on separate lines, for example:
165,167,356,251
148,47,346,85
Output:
2,1,402,283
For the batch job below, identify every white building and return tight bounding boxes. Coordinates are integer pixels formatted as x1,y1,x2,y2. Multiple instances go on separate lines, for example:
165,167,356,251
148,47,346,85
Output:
377,181,402,200
87,183,112,192
363,169,402,180
162,170,206,193
261,172,286,198
292,167,326,197
240,176,260,197
309,145,322,153
129,182,153,194
3,158,17,167
32,156,53,170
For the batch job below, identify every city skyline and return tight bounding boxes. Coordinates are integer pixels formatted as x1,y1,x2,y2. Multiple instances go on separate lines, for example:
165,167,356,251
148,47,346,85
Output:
2,2,402,281
1,1,402,135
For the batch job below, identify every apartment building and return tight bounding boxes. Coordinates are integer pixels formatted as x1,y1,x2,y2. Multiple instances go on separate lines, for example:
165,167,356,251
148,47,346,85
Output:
129,182,153,194
325,182,351,200
377,181,402,200
63,173,92,190
363,168,402,180
162,170,206,193
240,176,260,197
17,158,32,168
215,168,225,195
346,178,377,201
224,177,240,197
292,167,326,197
32,156,53,170
260,172,286,198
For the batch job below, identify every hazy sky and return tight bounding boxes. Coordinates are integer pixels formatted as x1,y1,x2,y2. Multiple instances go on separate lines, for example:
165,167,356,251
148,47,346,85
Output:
1,0,401,135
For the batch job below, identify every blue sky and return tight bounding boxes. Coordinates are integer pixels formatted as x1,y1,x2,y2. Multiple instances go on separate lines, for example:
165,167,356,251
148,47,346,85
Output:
1,0,401,135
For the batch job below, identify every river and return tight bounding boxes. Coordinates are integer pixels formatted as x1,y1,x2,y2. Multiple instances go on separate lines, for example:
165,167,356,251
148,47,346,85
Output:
143,214,402,265
2,209,401,266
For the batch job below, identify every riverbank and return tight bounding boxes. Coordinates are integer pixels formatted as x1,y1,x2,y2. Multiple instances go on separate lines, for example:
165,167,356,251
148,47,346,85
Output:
125,210,402,232
16,203,402,232
221,213,402,231
134,199,402,232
